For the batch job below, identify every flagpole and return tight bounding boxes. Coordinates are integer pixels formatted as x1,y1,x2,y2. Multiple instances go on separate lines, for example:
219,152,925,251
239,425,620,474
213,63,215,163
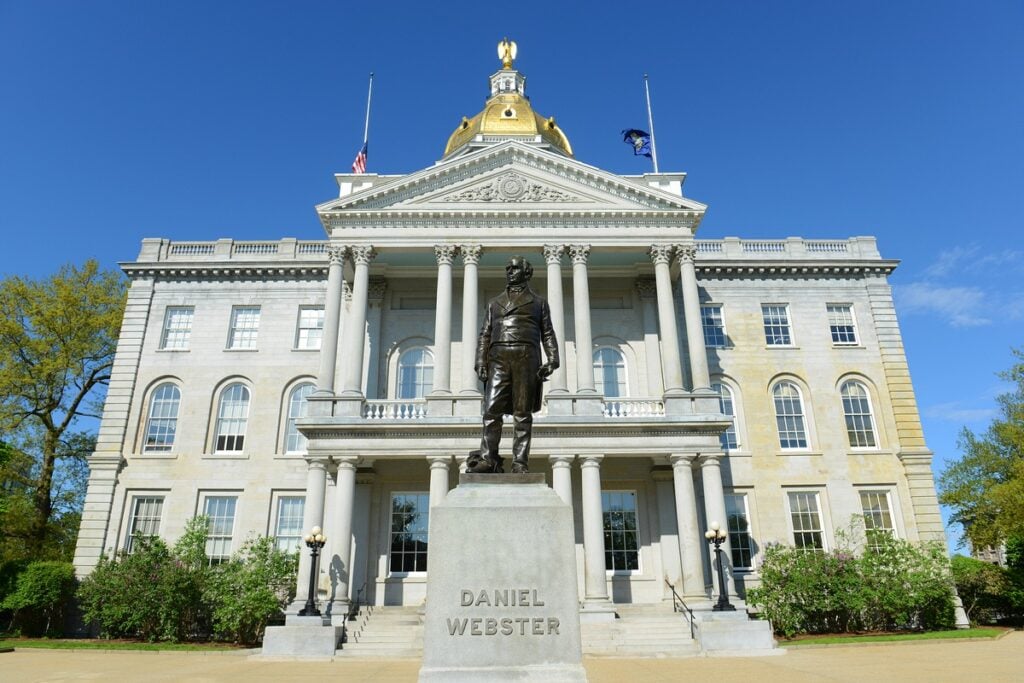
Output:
362,72,374,145
643,74,659,173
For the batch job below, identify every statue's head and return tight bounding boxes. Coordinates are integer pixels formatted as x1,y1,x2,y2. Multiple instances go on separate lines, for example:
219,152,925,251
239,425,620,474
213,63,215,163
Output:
505,256,533,286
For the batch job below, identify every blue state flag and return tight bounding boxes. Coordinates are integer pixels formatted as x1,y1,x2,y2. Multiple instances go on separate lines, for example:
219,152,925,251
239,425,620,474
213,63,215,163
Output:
621,129,652,158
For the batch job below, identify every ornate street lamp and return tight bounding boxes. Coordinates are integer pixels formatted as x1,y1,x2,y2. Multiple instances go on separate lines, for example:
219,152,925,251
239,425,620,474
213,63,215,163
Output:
298,525,327,617
705,521,736,612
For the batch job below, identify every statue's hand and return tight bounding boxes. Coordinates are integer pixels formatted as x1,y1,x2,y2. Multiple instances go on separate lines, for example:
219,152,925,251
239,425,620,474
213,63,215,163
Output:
476,364,488,383
538,363,555,381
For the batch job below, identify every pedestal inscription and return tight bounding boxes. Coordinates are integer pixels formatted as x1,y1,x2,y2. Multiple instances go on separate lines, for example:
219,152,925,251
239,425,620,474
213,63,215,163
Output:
418,475,586,682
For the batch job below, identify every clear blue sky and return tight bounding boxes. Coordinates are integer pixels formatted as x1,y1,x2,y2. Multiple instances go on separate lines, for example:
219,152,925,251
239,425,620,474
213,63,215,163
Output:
2,1,1021,546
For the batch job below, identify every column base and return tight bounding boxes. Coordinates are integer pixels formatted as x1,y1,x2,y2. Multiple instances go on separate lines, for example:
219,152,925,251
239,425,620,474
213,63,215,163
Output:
545,393,575,416
579,600,617,622
454,394,482,416
572,393,605,416
334,396,365,417
426,394,455,417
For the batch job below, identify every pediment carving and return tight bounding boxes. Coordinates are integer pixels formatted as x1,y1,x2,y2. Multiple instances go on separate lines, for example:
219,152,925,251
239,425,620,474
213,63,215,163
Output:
441,172,580,203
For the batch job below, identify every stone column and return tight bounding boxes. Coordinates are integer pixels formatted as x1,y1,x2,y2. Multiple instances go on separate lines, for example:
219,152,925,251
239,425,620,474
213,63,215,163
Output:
699,453,734,599
569,245,597,397
362,279,387,400
459,245,482,395
431,246,457,396
636,278,664,397
315,246,346,396
328,457,359,623
650,245,685,395
669,454,707,599
428,456,452,508
579,455,611,609
340,246,376,398
290,458,329,613
543,245,568,394
549,454,575,507
676,244,711,391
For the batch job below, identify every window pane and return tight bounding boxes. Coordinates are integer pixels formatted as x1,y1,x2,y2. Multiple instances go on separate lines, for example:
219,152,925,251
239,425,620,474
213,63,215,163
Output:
773,382,808,449
285,383,315,453
274,496,305,553
762,305,792,345
712,382,738,450
701,305,727,347
860,491,895,551
296,306,325,350
144,383,181,452
389,493,429,573
160,306,194,349
204,496,237,564
215,384,250,452
601,491,639,572
126,496,164,552
228,306,261,349
841,381,877,448
788,492,824,551
397,348,434,399
725,493,754,569
827,304,857,344
593,348,626,398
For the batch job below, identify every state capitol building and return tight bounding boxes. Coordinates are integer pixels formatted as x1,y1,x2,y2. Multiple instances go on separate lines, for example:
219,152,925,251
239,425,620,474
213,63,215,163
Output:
73,44,956,652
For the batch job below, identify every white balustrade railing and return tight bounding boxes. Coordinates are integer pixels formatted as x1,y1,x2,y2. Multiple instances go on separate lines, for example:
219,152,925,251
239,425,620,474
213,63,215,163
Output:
233,241,279,255
169,242,216,256
363,400,428,420
602,399,665,418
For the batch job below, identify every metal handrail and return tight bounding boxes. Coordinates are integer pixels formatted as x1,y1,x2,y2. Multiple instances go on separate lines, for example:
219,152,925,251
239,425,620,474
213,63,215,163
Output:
665,578,695,640
347,582,367,622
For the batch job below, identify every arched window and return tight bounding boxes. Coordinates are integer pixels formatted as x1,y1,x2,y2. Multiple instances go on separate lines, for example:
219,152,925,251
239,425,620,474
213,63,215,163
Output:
841,380,877,448
712,382,739,451
285,382,315,454
214,383,250,453
772,381,808,449
593,347,627,398
143,383,181,453
397,348,434,399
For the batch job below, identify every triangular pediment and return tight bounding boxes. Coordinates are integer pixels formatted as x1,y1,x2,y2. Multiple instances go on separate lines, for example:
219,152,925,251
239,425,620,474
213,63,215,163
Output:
316,141,706,217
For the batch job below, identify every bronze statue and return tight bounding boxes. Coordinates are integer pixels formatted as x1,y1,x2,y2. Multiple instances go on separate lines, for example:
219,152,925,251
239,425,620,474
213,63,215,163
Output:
467,256,558,474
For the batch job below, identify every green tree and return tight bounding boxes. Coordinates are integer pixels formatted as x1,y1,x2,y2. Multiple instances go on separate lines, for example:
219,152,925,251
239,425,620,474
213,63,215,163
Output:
950,555,1008,624
0,261,125,558
939,349,1024,551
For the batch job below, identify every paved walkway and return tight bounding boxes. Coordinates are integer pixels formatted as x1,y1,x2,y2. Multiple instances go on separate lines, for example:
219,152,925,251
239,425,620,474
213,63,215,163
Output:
3,632,1022,683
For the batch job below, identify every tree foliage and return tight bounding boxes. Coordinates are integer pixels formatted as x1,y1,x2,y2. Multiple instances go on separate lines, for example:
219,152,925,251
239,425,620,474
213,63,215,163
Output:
0,261,125,559
1,561,76,636
939,349,1024,550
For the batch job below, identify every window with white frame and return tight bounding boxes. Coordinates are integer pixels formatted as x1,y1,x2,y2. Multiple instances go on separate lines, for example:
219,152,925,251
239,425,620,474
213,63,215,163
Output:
214,383,250,453
773,381,809,449
295,306,325,350
827,304,858,345
143,383,181,453
397,348,434,399
602,491,640,571
273,496,305,553
159,306,194,350
701,304,727,347
284,382,315,453
725,493,754,570
712,382,739,451
841,380,877,448
125,496,164,552
203,495,237,564
593,347,627,398
788,491,825,550
227,306,261,349
762,304,792,346
859,490,896,551
389,493,429,573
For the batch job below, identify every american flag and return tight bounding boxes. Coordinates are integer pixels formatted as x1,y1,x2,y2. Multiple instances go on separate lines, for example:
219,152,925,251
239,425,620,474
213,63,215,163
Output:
352,142,367,174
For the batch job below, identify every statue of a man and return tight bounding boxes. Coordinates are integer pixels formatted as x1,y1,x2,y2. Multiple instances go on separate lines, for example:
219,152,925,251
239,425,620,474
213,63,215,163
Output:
468,256,558,474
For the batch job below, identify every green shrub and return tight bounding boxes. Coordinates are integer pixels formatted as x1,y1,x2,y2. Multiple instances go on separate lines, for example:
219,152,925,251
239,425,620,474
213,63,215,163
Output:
204,535,297,646
1,561,76,635
951,555,1008,624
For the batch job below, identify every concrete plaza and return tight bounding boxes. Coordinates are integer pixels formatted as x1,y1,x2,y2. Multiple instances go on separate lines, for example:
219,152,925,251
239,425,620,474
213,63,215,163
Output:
3,632,1021,683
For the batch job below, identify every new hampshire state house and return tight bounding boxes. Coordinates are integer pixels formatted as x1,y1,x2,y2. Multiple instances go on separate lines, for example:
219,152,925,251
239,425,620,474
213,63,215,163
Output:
73,44,962,653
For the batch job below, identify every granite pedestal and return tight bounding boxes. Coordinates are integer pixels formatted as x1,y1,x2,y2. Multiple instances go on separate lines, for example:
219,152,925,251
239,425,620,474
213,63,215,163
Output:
418,473,587,682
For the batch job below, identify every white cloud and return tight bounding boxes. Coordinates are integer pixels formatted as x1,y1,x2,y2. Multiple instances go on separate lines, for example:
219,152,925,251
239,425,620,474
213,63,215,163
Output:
923,402,996,424
895,282,990,327
923,244,1024,279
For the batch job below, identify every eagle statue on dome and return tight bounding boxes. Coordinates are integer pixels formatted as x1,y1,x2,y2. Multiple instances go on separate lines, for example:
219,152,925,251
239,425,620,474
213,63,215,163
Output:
498,38,517,69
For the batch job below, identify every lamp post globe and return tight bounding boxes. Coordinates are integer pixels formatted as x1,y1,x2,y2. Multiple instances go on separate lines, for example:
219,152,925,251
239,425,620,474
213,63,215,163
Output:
705,522,735,612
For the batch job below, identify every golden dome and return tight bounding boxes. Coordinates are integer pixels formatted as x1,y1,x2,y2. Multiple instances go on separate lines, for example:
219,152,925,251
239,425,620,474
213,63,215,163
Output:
443,41,573,159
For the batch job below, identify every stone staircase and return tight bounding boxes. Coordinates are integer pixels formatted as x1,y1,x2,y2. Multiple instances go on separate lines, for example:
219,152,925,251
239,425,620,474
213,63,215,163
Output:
338,606,424,657
581,604,699,658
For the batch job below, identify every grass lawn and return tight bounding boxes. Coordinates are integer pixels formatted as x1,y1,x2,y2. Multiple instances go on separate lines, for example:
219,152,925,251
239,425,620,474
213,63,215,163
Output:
780,627,1007,647
0,637,244,652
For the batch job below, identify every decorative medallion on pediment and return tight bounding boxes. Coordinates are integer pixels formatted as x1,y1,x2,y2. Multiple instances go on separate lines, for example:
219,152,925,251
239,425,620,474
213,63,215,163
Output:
441,172,580,203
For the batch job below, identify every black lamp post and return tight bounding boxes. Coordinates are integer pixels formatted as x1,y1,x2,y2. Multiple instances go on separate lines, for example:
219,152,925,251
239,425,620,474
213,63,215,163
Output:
298,525,327,617
705,521,736,612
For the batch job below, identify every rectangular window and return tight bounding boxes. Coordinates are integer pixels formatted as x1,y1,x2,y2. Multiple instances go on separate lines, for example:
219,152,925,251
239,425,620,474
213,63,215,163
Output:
273,496,305,553
602,491,640,572
788,491,825,551
724,493,754,570
159,306,194,349
204,496,237,564
701,304,727,348
125,496,164,552
389,493,429,574
859,490,896,551
827,304,858,345
762,304,792,345
228,306,261,349
295,306,325,350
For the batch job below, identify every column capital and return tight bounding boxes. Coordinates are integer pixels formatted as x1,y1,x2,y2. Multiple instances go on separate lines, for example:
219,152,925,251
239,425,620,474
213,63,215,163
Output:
568,244,591,265
579,454,604,468
669,453,698,469
649,244,675,265
548,454,576,468
334,456,361,471
427,455,453,470
460,244,482,265
327,246,347,265
367,277,387,302
698,452,725,467
674,243,697,264
349,245,377,266
434,245,459,265
543,244,565,265
635,277,657,299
